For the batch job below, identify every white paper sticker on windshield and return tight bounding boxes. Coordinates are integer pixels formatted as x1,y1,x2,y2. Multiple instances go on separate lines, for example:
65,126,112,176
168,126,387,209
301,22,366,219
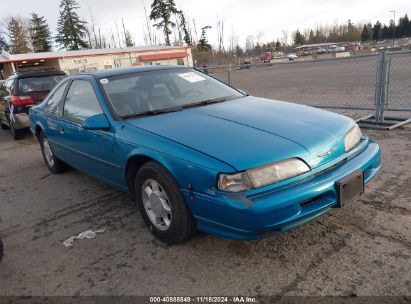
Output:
178,72,206,83
100,78,109,84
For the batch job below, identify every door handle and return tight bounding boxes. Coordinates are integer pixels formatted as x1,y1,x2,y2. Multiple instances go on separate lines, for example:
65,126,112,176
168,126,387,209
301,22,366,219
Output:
58,126,64,133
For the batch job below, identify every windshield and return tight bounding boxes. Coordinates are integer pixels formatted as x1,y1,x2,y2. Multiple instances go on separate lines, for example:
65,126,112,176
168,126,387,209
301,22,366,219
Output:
18,75,66,94
100,68,244,117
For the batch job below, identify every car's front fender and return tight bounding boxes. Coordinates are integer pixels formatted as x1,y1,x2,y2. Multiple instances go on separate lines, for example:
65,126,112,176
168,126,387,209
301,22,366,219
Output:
123,145,224,195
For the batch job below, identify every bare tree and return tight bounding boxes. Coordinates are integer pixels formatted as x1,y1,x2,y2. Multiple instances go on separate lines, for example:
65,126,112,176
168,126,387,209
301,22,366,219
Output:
216,18,225,53
192,18,198,43
115,21,123,48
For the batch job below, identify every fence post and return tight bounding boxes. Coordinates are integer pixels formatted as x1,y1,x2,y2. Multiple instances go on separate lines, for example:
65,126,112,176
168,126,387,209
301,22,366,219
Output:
374,51,390,122
227,64,232,86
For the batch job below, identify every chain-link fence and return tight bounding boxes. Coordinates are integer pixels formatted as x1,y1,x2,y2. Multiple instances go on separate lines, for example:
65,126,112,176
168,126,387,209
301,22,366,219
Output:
386,51,411,111
198,51,411,114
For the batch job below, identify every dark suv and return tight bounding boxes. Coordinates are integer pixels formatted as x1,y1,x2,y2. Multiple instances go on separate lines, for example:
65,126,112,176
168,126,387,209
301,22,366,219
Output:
0,68,66,139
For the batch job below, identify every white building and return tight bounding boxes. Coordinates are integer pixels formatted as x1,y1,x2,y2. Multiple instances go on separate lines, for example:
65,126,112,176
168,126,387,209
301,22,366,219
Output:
0,45,193,79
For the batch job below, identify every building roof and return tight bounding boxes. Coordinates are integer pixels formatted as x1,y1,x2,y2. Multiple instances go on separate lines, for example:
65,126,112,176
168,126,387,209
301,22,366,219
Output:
0,45,190,63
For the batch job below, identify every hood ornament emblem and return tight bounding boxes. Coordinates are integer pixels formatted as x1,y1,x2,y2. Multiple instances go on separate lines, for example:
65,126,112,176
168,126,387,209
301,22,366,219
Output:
317,147,337,157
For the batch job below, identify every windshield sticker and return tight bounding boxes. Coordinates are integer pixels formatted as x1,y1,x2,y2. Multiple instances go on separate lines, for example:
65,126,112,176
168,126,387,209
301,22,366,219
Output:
177,72,206,83
100,78,109,84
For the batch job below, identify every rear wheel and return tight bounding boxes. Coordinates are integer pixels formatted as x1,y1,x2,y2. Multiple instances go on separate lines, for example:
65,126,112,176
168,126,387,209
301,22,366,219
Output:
135,162,197,244
1,120,8,130
39,132,68,173
10,122,24,140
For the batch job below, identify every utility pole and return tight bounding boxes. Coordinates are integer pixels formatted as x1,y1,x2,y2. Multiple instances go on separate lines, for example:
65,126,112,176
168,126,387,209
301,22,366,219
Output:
389,10,396,47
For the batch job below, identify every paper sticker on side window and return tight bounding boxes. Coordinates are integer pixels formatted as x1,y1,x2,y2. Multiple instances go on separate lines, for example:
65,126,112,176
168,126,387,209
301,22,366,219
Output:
177,72,206,83
100,78,109,84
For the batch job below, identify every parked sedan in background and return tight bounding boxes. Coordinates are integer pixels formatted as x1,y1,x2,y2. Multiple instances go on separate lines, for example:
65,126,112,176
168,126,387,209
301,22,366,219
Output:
0,68,66,139
287,53,298,60
29,65,381,244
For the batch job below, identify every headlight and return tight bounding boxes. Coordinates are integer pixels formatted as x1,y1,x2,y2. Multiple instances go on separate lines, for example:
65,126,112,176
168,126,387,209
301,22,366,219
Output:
344,124,362,152
218,158,310,192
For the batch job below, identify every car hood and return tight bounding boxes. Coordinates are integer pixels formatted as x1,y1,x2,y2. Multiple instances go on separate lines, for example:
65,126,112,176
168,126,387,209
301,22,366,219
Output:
125,96,354,171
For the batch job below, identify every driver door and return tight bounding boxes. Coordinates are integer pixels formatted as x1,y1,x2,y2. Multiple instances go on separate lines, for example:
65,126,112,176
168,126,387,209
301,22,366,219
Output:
56,79,121,184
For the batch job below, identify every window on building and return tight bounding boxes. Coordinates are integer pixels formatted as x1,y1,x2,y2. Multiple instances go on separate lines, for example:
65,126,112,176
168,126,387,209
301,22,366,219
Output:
177,58,185,66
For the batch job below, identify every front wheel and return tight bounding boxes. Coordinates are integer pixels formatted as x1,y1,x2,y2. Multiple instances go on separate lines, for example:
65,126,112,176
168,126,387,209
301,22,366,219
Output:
135,162,197,244
39,132,68,173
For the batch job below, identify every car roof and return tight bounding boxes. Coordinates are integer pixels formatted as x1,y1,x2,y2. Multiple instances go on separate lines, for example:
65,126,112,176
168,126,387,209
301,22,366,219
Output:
80,65,190,79
10,68,66,79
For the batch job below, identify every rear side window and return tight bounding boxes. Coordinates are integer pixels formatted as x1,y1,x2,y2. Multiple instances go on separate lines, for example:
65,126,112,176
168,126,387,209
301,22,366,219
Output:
18,75,66,94
63,80,103,122
44,82,69,116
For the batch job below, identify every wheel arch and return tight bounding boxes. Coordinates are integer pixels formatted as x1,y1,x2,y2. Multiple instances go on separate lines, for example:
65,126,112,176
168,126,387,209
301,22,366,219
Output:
125,153,177,194
34,123,44,140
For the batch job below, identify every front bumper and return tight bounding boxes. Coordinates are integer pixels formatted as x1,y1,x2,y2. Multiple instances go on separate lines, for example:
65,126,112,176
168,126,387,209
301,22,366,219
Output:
183,140,381,240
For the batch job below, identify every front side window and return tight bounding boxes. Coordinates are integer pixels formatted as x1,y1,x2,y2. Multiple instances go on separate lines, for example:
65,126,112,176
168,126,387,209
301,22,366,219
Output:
63,80,103,122
44,82,68,116
101,68,243,117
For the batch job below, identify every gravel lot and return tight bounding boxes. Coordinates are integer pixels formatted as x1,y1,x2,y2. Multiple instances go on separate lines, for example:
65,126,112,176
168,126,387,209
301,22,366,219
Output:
0,110,410,297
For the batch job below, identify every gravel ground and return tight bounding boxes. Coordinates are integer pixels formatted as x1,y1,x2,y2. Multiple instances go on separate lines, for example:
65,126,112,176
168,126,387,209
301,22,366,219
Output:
0,111,410,297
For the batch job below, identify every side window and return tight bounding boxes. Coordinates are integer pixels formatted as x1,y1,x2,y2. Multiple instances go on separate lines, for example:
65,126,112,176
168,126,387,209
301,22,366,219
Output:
63,80,103,122
44,82,68,116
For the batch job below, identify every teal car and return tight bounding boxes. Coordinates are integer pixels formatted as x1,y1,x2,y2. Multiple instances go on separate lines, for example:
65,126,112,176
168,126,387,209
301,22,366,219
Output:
29,65,381,244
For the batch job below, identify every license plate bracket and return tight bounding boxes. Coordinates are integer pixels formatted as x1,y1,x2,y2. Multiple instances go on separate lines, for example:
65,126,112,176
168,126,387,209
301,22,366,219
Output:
335,170,364,208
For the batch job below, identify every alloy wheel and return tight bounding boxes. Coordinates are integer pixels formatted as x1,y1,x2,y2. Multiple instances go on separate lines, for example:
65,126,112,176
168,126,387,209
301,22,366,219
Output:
142,179,172,231
42,137,55,167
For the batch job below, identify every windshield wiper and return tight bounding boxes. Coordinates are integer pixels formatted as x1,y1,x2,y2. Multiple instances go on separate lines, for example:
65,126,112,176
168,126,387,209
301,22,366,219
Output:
182,97,229,109
122,106,183,119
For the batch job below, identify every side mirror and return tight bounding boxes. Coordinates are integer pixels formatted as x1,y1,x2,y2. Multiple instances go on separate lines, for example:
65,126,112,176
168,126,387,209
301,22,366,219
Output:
83,113,110,131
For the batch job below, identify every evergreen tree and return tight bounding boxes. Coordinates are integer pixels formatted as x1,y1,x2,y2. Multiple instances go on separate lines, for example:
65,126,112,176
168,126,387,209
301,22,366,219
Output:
361,24,370,42
275,39,281,48
55,0,89,50
397,14,410,38
149,0,179,45
29,13,52,52
179,11,191,45
235,44,243,57
308,30,315,43
197,25,212,52
294,30,305,45
124,30,134,47
372,21,382,41
7,17,30,54
122,19,134,47
0,34,9,52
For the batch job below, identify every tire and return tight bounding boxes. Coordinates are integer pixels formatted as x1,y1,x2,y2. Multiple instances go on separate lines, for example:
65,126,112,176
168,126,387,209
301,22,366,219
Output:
39,132,68,173
10,122,24,140
135,161,197,244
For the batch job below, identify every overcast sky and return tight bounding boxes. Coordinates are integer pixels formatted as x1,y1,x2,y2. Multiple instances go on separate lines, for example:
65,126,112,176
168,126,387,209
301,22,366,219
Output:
1,0,410,47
